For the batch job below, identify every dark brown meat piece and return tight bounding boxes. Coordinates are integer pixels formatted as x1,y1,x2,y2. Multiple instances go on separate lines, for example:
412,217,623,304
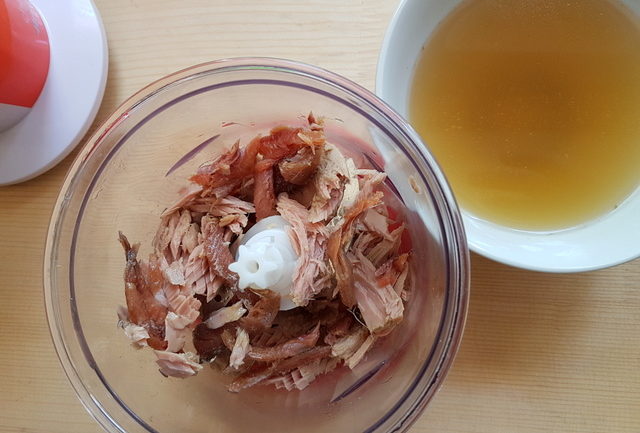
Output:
202,218,237,285
238,290,281,336
253,163,277,220
119,232,168,350
278,145,325,185
190,138,260,190
275,345,333,373
193,323,227,361
228,363,278,393
247,324,320,362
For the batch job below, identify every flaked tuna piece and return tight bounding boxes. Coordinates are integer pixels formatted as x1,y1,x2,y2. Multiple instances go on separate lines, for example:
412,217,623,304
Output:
154,350,202,378
170,210,192,259
259,125,323,161
182,222,200,253
253,124,326,220
247,324,320,363
395,263,410,302
327,181,385,308
204,301,247,329
361,208,392,240
183,242,223,300
154,210,200,263
278,144,325,185
375,253,410,289
309,144,359,223
187,196,255,234
238,289,281,336
206,275,225,303
228,345,333,393
164,312,191,352
326,233,354,307
356,168,387,189
345,333,376,369
251,308,313,347
330,326,369,360
254,165,276,220
161,184,203,218
202,216,237,285
190,139,260,192
229,328,250,369
187,194,254,235
228,363,278,393
274,345,332,373
265,357,340,391
153,212,180,261
276,194,330,306
351,251,403,336
119,232,168,350
366,225,404,267
162,280,201,324
122,323,150,348
160,256,185,286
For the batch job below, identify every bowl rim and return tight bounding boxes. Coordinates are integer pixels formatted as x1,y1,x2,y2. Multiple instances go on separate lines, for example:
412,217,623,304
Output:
44,57,470,433
375,0,640,273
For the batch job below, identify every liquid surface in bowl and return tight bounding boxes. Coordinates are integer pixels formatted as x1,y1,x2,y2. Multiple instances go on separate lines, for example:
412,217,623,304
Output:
409,0,640,231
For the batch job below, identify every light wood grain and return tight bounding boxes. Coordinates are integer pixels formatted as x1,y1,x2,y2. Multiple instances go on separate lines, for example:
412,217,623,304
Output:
0,1,638,432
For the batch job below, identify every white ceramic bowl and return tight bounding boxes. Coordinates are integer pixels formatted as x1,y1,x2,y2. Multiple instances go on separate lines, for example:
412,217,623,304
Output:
376,0,640,272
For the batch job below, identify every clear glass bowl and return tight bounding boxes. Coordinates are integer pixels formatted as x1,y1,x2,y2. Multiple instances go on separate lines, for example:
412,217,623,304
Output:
44,58,469,433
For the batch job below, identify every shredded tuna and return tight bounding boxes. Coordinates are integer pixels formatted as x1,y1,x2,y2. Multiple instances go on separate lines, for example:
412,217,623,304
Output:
247,324,320,363
122,323,150,348
118,116,413,393
202,216,237,285
275,345,333,373
238,289,281,336
119,232,168,350
366,225,404,267
162,283,201,328
327,180,385,308
309,144,359,223
346,334,376,369
265,357,340,391
254,165,277,220
229,328,251,369
351,251,404,336
189,139,259,192
161,257,186,286
276,195,330,306
278,145,325,185
205,301,247,329
330,326,369,360
375,253,410,289
161,184,204,218
228,363,278,393
164,312,191,352
155,351,203,378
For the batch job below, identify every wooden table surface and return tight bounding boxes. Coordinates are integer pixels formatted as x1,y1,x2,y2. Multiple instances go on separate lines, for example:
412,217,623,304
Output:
1,1,639,432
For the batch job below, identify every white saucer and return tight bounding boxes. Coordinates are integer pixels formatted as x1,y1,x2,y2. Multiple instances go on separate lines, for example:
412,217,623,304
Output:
0,0,108,186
